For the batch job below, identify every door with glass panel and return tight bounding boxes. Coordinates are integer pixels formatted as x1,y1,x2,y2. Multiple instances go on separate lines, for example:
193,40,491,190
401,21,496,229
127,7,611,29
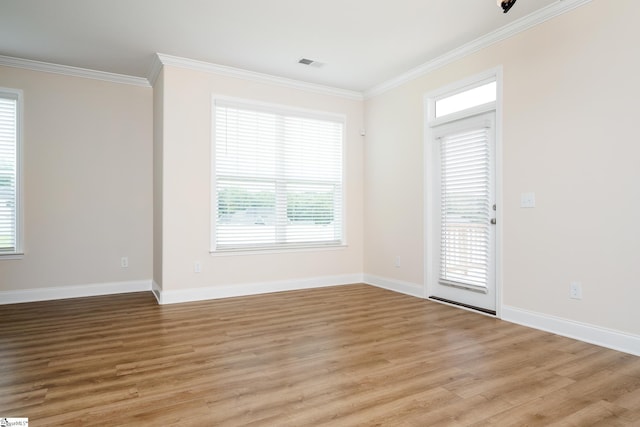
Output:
430,112,496,313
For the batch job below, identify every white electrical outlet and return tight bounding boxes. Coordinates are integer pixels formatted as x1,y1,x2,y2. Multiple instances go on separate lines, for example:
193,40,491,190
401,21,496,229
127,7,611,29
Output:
394,256,401,268
569,281,582,300
121,257,129,268
194,262,201,273
520,192,536,208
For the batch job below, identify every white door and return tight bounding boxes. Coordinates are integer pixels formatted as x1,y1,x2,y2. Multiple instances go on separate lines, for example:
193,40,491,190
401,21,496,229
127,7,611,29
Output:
429,112,496,314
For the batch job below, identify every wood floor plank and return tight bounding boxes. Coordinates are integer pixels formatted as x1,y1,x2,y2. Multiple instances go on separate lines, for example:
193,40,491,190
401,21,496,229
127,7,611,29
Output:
1,284,639,426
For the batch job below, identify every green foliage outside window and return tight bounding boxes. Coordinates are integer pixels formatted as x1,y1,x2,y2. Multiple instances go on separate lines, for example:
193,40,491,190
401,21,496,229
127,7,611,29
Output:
217,187,334,224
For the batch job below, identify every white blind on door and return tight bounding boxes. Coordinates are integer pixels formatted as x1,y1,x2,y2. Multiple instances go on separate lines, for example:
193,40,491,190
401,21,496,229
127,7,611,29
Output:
0,95,18,253
213,99,344,251
439,127,490,290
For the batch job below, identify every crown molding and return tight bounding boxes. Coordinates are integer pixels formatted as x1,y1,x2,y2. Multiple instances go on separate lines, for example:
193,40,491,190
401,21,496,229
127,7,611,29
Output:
147,54,164,87
0,55,150,88
364,0,593,98
0,0,592,97
151,53,364,101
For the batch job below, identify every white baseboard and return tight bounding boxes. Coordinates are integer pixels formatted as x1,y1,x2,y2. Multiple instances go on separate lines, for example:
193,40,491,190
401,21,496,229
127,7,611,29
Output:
5,277,636,357
361,276,640,356
151,280,162,304
502,305,640,357
156,274,364,305
363,274,425,299
0,280,152,305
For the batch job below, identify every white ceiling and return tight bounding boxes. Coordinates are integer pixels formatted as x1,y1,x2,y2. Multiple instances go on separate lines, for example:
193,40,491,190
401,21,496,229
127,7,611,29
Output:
1,0,559,92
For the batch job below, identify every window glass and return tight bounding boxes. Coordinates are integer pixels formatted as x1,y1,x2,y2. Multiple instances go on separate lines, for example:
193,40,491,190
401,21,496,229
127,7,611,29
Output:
435,81,497,118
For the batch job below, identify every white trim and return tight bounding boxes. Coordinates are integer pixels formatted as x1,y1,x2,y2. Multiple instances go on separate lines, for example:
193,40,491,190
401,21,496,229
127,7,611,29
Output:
0,280,152,305
147,54,164,87
15,87,24,256
155,274,363,305
210,244,348,257
152,280,162,304
0,55,150,88
365,0,593,98
0,253,24,260
502,305,640,357
494,69,504,318
154,53,363,101
363,274,425,299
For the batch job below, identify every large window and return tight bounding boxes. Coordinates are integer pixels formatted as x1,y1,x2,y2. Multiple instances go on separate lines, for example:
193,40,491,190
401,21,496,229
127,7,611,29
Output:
212,98,344,252
0,88,22,256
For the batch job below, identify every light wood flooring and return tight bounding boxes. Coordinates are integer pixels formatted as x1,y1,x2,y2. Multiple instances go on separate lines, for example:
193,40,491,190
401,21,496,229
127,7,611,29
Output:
1,284,639,426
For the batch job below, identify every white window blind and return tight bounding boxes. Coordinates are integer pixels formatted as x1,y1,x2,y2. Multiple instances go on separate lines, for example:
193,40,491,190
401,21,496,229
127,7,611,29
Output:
0,92,19,254
439,127,491,290
213,99,344,252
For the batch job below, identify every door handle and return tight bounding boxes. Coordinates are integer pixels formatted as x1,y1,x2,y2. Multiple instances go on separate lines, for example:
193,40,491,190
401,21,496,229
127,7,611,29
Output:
490,218,497,225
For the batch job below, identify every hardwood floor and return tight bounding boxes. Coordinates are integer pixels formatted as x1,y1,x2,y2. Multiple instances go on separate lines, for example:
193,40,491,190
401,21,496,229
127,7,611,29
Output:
1,284,639,426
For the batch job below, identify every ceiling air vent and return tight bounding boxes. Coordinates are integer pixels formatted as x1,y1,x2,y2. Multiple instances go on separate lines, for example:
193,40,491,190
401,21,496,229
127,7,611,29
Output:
298,58,324,68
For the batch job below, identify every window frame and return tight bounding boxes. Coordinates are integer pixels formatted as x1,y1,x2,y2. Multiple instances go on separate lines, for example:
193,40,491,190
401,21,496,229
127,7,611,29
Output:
210,95,347,255
0,87,24,259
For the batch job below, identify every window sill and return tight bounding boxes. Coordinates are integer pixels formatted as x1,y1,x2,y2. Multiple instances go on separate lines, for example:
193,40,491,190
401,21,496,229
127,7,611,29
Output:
0,253,24,260
210,244,347,257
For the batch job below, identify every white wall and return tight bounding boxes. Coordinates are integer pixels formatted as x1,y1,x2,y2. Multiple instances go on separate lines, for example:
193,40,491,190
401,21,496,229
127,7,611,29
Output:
0,66,153,295
154,65,364,299
364,0,640,336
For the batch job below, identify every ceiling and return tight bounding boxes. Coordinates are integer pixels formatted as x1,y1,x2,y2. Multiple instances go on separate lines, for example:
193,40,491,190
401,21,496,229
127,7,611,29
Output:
1,0,559,92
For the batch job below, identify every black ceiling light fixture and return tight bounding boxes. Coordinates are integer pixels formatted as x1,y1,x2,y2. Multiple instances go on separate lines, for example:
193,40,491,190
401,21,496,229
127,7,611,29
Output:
498,0,517,13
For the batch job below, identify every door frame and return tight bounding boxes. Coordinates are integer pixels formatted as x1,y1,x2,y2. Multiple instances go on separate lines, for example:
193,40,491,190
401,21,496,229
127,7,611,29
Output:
424,67,503,318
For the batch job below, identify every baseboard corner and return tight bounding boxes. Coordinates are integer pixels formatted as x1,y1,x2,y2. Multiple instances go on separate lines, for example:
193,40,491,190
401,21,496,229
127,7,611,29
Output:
363,274,425,299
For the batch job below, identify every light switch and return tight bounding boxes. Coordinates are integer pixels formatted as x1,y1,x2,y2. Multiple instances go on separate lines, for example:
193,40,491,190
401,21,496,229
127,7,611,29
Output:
520,192,536,208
